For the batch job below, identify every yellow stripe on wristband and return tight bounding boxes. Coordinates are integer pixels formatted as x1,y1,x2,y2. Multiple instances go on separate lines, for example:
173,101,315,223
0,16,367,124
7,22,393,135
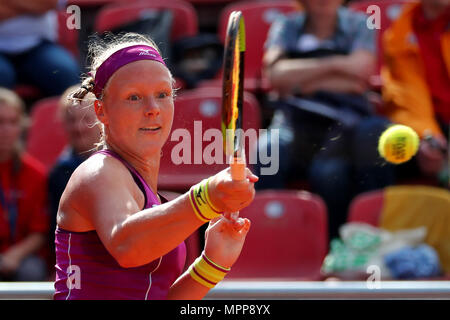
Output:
189,179,223,222
189,264,217,288
188,254,230,289
205,178,222,213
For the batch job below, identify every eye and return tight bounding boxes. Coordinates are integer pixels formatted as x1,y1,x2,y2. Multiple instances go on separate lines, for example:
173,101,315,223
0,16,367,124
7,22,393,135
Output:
127,94,141,101
157,90,171,99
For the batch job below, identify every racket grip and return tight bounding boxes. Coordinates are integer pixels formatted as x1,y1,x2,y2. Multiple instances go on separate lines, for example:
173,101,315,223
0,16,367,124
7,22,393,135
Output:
227,153,246,222
226,160,244,222
230,161,246,181
230,151,246,181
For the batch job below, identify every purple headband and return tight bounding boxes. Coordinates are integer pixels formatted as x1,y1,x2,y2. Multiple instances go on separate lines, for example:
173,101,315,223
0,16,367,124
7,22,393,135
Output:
93,45,166,98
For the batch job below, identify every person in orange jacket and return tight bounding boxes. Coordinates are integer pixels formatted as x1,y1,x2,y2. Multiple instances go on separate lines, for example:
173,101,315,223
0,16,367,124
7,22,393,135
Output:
381,0,449,180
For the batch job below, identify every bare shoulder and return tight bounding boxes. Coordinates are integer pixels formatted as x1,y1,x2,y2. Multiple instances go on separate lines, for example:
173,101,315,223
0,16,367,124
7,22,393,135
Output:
57,153,136,231
66,153,130,192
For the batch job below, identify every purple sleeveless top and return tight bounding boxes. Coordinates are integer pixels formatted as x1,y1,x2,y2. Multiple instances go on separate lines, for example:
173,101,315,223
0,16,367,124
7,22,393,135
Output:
54,149,186,300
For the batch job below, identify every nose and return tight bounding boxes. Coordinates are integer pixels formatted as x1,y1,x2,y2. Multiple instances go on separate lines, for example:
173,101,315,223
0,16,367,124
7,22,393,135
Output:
144,97,160,117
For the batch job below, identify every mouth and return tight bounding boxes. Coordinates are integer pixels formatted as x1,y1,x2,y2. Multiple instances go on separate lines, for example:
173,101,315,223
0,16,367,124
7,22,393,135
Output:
139,126,161,132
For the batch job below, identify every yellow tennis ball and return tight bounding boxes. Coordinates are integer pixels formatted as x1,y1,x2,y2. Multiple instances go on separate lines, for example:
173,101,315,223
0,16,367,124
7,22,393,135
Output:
378,124,419,164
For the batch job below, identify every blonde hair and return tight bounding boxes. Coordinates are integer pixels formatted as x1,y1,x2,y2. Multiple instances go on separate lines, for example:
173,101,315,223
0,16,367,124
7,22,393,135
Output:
68,32,173,150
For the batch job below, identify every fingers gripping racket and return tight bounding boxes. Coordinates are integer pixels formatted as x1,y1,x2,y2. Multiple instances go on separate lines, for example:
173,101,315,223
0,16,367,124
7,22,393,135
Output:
222,11,246,220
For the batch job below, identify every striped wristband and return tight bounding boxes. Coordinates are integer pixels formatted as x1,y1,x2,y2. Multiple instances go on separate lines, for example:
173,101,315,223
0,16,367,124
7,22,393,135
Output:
189,178,223,222
188,252,231,288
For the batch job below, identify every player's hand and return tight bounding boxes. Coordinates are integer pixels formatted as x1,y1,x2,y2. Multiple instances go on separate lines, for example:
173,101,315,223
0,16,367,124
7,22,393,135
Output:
203,216,251,268
417,135,447,177
207,167,258,213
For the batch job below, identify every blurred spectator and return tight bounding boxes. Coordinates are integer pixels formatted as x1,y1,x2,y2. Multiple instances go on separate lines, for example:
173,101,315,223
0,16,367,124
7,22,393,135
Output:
255,0,395,240
381,0,449,183
0,87,49,281
47,86,100,255
0,0,79,96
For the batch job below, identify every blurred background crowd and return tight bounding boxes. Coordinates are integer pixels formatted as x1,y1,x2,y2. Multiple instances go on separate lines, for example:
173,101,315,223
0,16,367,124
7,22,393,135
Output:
0,0,448,282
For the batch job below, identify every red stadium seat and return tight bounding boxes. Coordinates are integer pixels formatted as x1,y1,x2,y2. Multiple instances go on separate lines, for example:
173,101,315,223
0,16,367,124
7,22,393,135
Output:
26,97,68,171
347,189,384,226
94,0,198,42
158,87,261,191
226,190,328,280
14,85,43,102
215,0,298,92
348,0,418,88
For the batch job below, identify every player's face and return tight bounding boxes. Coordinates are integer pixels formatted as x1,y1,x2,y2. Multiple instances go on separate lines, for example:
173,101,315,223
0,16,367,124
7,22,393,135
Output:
0,104,22,158
99,60,174,158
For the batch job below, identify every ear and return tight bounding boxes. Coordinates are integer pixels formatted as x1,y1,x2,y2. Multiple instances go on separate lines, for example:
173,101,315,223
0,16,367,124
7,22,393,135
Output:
94,100,108,125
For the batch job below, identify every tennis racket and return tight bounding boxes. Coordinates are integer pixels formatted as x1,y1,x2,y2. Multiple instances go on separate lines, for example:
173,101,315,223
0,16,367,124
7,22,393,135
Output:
221,11,246,220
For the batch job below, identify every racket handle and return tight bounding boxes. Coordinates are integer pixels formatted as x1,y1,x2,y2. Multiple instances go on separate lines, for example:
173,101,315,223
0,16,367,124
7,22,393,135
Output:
226,153,246,222
230,160,246,181
226,160,244,222
230,151,246,181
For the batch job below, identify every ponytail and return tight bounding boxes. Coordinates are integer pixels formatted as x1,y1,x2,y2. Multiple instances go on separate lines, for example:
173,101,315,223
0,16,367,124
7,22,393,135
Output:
70,75,95,101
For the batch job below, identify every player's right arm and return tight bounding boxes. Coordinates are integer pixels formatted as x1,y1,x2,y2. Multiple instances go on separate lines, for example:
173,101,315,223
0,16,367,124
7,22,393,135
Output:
57,155,257,268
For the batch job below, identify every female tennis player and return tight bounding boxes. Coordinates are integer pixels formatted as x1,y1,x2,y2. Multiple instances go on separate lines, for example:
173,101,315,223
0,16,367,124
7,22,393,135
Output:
53,33,258,300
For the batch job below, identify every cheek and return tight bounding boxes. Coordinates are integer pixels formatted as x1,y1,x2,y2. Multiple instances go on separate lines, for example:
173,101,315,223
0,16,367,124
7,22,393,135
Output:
163,103,174,134
108,106,138,132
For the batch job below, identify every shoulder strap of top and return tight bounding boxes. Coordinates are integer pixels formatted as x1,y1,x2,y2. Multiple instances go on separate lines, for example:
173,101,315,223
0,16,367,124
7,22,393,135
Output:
93,149,160,208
